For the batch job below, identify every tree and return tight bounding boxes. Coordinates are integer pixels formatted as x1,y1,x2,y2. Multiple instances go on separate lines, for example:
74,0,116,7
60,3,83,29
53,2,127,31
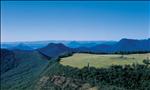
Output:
143,57,150,66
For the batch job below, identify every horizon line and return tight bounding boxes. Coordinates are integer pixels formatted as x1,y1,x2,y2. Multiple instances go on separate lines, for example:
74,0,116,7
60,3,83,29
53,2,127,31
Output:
1,38,149,43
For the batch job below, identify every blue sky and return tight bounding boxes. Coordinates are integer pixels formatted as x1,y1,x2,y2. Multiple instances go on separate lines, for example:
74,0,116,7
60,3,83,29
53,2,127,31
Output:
1,1,149,42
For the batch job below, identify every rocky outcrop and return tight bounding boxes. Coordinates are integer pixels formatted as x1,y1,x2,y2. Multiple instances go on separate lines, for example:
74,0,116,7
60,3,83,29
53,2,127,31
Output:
51,75,82,89
36,76,50,90
36,75,98,90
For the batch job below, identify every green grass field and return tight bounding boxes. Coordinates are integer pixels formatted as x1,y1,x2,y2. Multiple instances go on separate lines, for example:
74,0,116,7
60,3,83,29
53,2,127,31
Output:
60,53,150,68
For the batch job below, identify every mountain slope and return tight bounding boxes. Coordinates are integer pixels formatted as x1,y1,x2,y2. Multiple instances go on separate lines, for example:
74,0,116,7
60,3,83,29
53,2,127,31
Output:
38,43,73,59
0,49,16,73
1,50,49,90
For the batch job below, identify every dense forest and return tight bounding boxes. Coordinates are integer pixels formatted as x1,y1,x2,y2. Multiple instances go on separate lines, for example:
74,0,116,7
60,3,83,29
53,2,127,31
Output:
31,58,150,90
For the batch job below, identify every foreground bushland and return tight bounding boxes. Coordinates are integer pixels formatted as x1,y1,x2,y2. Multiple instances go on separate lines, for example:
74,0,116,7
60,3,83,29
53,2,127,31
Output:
33,59,150,90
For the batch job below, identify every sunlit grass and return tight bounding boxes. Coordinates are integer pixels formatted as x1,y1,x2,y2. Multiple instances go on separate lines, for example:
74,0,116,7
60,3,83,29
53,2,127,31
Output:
60,53,150,68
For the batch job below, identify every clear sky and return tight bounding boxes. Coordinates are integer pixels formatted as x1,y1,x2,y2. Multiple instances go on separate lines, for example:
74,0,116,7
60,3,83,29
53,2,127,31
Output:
1,1,149,42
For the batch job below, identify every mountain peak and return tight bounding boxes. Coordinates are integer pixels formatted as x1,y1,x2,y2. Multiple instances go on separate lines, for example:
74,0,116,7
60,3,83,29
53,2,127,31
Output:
38,43,72,59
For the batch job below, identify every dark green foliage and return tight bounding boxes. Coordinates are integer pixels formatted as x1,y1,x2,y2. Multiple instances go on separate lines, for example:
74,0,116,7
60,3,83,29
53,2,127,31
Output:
0,49,17,73
37,60,150,90
114,51,150,54
143,58,150,66
1,51,49,90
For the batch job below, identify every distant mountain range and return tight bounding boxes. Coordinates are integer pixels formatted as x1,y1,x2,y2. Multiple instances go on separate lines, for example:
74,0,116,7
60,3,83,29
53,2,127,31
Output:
1,38,150,59
11,43,34,50
77,38,150,53
36,38,150,59
114,38,150,52
67,41,116,48
1,43,34,50
1,40,116,49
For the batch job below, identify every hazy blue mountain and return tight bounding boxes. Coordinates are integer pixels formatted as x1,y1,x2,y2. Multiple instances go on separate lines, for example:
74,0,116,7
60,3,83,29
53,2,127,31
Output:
66,41,116,48
38,43,73,59
114,38,150,52
1,40,117,50
1,43,17,49
90,44,113,53
11,43,33,50
67,41,98,48
1,39,149,53
75,46,91,53
90,38,150,53
67,41,82,48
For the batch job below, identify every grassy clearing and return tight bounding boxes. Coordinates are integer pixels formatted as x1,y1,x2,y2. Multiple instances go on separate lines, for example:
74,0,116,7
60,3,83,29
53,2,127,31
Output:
60,53,150,68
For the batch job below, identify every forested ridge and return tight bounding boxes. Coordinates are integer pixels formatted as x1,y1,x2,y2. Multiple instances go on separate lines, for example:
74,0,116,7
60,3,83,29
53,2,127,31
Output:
32,59,150,90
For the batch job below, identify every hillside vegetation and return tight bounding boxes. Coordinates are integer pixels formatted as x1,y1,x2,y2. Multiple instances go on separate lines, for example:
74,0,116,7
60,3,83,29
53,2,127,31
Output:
32,59,150,90
1,50,49,90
